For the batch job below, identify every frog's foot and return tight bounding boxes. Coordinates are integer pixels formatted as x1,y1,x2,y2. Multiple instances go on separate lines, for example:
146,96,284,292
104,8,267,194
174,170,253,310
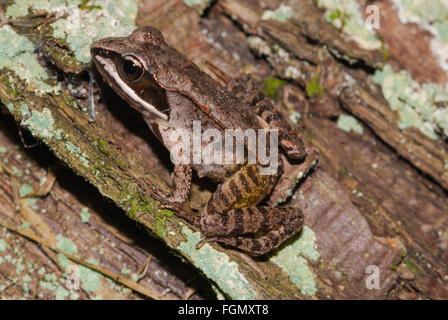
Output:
199,207,303,256
197,218,303,256
159,202,200,226
140,164,199,226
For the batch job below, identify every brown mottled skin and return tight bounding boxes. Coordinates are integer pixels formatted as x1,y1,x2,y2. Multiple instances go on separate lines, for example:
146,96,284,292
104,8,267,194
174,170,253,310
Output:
90,27,311,256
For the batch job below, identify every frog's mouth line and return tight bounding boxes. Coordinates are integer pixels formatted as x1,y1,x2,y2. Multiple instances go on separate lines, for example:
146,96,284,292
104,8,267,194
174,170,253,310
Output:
93,55,169,121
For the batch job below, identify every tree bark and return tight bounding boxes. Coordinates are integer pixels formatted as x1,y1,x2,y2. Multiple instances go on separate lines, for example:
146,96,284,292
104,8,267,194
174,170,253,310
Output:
0,0,447,299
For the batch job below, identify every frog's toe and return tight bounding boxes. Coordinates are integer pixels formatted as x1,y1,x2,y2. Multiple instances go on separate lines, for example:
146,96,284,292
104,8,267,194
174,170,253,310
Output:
195,237,221,250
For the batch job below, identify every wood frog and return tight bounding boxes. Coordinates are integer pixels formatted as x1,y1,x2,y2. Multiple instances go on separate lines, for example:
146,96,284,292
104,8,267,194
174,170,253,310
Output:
90,27,317,256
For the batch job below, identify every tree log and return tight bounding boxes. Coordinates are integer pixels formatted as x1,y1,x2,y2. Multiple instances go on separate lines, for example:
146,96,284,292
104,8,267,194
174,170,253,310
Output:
0,0,447,299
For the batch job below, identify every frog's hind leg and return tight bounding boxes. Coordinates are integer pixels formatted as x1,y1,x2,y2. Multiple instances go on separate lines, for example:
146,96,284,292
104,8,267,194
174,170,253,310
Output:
198,164,303,255
198,207,303,256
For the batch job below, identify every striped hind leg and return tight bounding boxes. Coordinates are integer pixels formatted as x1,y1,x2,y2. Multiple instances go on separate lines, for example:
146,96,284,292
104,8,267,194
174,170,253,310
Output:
198,207,303,256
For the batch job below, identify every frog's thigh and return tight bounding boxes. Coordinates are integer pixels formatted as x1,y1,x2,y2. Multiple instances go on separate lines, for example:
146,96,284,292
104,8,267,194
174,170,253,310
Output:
200,165,278,237
205,208,303,256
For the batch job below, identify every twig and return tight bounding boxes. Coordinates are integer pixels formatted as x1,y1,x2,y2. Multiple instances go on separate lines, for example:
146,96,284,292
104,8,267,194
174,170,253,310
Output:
0,219,166,300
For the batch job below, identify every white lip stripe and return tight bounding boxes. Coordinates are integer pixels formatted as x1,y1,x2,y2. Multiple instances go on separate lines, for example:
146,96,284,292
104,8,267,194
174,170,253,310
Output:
94,55,168,120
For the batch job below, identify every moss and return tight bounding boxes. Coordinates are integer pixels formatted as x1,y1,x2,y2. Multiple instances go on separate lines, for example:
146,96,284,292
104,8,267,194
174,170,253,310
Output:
154,210,174,238
262,77,287,98
78,0,103,10
405,260,419,275
381,43,389,63
97,139,109,155
306,74,325,98
327,9,347,29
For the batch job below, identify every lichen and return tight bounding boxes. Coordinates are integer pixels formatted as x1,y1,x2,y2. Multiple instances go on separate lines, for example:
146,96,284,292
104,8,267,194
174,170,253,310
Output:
337,114,364,134
0,25,58,94
80,207,91,223
19,184,33,197
316,0,382,50
270,226,320,296
184,0,211,7
373,64,448,140
177,225,256,299
65,141,89,168
0,239,8,251
262,4,292,22
79,258,102,292
391,0,448,71
289,112,301,124
22,108,63,140
6,0,139,64
57,254,102,294
56,235,78,255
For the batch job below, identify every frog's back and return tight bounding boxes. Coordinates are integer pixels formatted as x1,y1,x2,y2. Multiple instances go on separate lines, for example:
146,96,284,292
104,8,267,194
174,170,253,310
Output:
149,31,262,131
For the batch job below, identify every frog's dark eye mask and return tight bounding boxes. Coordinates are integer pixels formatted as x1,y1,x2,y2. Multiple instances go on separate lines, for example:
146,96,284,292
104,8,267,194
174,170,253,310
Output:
92,54,168,120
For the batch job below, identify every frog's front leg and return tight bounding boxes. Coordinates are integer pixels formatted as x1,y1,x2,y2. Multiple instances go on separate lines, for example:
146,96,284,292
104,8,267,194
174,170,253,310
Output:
198,164,303,256
141,164,198,225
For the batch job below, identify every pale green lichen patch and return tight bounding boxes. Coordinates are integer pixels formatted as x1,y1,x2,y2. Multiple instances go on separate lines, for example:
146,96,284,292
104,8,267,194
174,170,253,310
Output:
22,108,63,140
289,112,301,124
56,235,78,255
184,0,211,7
6,103,14,113
337,114,364,134
7,0,139,65
373,64,448,140
316,0,382,50
79,258,102,292
270,226,320,296
65,141,89,168
57,254,102,295
0,145,6,153
0,239,8,251
80,207,91,223
391,0,448,71
177,225,256,299
0,25,57,94
19,184,33,197
20,103,30,118
262,4,292,22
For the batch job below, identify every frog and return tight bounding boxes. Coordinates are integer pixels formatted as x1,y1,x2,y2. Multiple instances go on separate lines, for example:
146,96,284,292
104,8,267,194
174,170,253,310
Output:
90,26,317,256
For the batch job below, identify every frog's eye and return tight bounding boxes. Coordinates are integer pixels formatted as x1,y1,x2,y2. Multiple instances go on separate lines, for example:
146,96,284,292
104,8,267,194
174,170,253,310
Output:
120,55,144,81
